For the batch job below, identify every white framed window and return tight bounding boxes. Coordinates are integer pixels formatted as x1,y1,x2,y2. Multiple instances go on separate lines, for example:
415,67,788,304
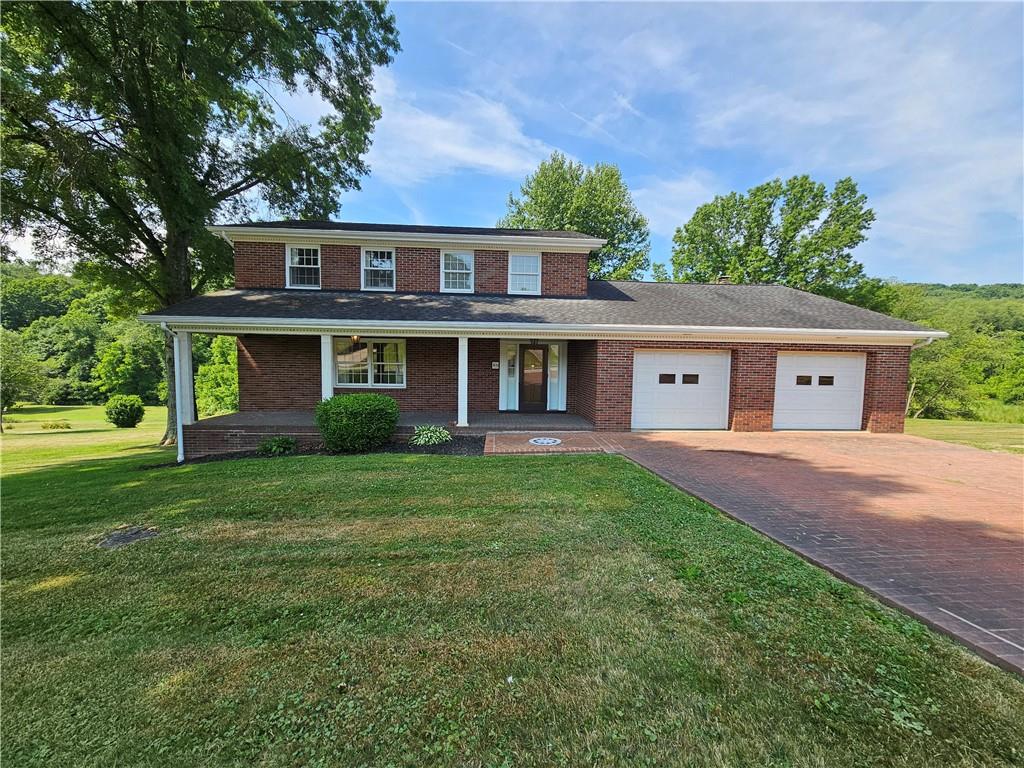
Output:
361,248,395,291
286,244,320,289
334,337,406,388
441,251,474,293
508,253,541,295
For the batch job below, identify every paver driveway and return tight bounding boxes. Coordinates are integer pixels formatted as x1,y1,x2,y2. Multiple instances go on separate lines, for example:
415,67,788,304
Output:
614,431,1024,675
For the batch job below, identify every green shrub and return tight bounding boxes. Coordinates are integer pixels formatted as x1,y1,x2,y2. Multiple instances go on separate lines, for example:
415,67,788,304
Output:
40,420,71,430
409,424,453,446
315,393,399,453
257,435,297,457
104,394,145,428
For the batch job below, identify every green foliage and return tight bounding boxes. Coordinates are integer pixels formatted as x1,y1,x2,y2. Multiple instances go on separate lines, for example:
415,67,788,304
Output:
409,424,453,446
0,329,48,412
104,394,145,429
0,265,86,330
39,420,71,430
315,393,399,453
93,321,165,404
670,176,876,301
499,152,650,279
2,1,399,438
256,435,298,457
194,336,239,417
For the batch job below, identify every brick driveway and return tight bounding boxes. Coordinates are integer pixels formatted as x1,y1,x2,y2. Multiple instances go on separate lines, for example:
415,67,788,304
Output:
615,431,1024,675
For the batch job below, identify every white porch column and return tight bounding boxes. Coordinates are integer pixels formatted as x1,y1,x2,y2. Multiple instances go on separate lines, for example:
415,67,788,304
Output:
457,336,469,427
171,331,186,463
178,331,195,427
320,334,335,400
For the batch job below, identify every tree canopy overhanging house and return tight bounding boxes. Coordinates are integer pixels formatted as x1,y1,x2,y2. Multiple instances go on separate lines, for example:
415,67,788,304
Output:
1,0,400,441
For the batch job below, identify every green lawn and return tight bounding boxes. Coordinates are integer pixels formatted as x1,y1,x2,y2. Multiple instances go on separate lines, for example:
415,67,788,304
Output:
906,417,1024,454
3,409,1023,767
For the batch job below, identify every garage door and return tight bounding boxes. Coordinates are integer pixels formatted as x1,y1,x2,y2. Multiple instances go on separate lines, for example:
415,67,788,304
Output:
631,351,730,429
773,353,866,430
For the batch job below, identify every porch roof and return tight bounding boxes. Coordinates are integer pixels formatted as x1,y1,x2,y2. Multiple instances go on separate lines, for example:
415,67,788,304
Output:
141,280,943,339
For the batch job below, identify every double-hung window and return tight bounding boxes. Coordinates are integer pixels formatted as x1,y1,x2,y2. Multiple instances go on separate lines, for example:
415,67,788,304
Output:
508,253,541,295
335,337,406,388
286,245,320,289
361,248,395,291
441,251,474,292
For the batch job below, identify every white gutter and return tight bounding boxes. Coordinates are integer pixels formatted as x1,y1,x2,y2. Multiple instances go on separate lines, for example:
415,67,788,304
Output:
207,225,606,252
142,313,947,342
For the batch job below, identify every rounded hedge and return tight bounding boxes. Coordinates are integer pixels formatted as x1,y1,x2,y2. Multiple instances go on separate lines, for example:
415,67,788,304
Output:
315,393,399,453
105,394,145,428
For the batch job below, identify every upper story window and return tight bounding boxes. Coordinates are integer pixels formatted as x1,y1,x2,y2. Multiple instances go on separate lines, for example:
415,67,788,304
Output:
286,245,320,289
441,251,474,293
508,253,541,295
362,248,395,291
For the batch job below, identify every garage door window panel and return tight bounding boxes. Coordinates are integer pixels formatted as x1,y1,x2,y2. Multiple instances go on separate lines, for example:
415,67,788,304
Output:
658,374,676,384
681,374,700,384
818,376,835,386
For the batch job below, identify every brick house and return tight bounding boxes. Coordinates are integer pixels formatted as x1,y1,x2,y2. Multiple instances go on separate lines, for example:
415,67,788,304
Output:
141,221,945,460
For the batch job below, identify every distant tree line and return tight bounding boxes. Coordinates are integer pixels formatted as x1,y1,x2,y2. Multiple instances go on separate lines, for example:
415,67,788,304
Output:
1,261,237,418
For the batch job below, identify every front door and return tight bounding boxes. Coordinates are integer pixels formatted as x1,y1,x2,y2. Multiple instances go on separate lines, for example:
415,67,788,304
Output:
519,345,548,412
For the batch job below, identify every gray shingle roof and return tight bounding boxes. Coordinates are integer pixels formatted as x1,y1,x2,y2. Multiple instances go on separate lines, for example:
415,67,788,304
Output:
143,280,940,334
219,220,595,239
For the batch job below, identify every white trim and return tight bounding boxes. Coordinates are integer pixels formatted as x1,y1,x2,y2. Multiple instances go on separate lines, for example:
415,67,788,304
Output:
209,225,605,252
507,252,542,295
171,331,185,463
440,250,474,293
320,334,334,400
457,337,469,427
284,243,321,290
142,314,945,345
334,336,407,389
178,331,195,426
360,247,396,292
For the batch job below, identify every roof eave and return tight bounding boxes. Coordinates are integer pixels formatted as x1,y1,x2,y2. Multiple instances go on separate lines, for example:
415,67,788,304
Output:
141,313,947,344
207,225,606,252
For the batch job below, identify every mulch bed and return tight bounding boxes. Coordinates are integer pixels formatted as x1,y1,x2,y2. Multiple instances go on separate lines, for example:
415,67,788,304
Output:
139,436,485,469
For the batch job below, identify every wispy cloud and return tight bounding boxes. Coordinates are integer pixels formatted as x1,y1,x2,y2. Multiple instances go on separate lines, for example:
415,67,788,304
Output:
632,171,719,239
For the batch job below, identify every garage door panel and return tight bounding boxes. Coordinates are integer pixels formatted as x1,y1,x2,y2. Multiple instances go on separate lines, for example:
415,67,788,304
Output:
773,353,865,430
632,351,730,429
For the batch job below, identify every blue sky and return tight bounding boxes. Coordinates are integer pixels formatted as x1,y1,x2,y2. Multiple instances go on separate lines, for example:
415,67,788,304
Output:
315,1,1023,285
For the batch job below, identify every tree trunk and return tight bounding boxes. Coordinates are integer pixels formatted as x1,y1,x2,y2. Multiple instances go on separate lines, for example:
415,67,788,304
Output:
159,227,196,445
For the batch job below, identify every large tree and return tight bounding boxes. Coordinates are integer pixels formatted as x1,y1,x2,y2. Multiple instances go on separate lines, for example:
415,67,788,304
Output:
2,1,399,441
499,152,650,279
669,176,878,304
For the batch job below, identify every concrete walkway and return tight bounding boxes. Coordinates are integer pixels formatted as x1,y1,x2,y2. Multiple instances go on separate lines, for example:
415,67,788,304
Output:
486,430,1024,674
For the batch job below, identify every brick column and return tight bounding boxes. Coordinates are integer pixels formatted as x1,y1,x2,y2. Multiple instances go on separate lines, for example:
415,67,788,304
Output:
729,347,777,431
863,347,910,432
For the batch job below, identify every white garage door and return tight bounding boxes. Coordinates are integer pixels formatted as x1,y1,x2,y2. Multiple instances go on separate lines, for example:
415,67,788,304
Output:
773,353,866,430
631,351,730,429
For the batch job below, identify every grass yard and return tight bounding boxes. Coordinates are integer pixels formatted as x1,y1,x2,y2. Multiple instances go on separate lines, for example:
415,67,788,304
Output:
906,417,1024,454
2,409,1023,767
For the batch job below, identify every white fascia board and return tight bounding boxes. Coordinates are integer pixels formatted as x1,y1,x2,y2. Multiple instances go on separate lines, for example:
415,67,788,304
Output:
140,313,947,344
208,225,606,252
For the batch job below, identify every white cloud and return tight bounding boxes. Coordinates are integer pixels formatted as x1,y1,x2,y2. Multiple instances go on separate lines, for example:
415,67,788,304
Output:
366,71,556,187
632,171,719,238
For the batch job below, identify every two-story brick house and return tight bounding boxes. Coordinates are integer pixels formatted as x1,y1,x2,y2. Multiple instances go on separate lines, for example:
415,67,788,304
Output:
141,220,944,460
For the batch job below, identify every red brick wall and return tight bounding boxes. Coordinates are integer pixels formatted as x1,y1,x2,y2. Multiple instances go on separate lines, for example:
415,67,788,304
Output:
234,241,590,296
576,340,910,433
396,247,440,293
321,244,361,290
236,335,502,414
570,340,598,422
474,250,509,294
183,422,321,459
235,241,286,289
542,252,588,297
237,335,320,410
862,346,910,433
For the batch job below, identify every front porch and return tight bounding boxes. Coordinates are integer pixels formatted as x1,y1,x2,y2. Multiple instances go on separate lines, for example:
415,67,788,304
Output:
182,409,594,459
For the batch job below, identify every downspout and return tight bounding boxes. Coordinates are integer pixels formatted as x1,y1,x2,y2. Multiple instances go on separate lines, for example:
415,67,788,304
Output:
911,336,937,351
906,336,937,417
162,322,185,464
